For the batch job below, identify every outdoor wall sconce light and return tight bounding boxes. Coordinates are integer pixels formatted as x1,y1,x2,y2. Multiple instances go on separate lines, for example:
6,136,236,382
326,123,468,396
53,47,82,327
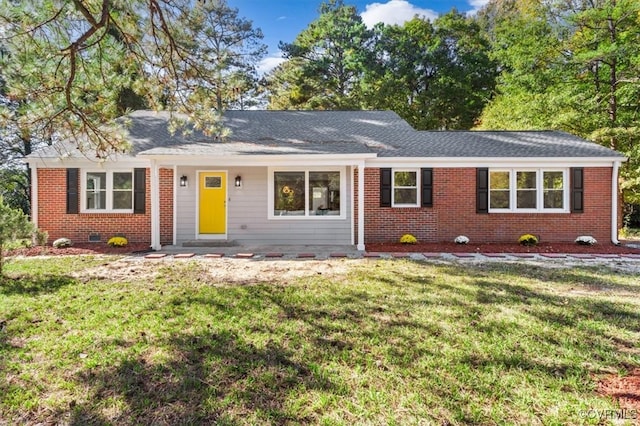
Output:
235,175,242,188
180,175,188,187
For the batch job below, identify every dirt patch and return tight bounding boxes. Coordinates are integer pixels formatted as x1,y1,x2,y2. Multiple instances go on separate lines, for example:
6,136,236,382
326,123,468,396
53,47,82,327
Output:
598,368,640,410
72,257,361,284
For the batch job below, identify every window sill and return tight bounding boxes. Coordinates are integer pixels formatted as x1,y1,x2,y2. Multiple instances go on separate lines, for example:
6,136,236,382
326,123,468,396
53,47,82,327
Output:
488,209,570,214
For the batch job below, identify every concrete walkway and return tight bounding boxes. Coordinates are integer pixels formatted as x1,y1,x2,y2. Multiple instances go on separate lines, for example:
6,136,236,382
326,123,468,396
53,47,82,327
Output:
146,244,640,262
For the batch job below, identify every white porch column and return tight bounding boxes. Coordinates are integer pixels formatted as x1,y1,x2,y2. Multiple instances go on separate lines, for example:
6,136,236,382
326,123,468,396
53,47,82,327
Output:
611,160,621,245
357,162,365,251
150,160,161,250
172,165,178,246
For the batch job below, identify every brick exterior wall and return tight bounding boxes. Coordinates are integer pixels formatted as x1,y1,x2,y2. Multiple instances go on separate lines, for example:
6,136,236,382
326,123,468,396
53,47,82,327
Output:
38,165,613,246
358,167,615,244
159,168,174,245
36,168,173,246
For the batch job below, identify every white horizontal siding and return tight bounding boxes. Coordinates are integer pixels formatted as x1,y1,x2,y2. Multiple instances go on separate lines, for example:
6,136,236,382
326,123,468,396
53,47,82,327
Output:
175,166,352,245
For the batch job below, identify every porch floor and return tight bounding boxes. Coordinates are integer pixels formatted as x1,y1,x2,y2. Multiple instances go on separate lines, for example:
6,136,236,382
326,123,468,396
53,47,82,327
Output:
160,244,361,257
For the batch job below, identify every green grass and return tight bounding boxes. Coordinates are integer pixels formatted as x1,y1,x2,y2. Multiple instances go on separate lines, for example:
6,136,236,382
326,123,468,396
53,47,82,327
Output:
1,257,639,425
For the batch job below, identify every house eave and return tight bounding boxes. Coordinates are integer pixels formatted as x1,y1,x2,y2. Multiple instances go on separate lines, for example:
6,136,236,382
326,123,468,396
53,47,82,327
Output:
24,155,150,169
139,153,378,167
366,156,627,168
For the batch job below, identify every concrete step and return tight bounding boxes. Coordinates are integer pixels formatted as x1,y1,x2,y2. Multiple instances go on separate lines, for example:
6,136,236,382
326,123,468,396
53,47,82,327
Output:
181,240,238,247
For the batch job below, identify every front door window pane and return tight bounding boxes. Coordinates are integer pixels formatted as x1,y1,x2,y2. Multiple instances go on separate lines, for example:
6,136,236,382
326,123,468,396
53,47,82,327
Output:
274,172,305,216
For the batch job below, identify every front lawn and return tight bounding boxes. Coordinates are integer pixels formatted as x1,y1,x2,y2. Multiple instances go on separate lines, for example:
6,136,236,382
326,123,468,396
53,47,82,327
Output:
1,257,638,424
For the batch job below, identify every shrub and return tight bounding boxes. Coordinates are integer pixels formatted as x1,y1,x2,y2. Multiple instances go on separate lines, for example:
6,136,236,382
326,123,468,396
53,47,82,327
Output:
575,235,597,246
399,234,417,244
454,235,469,245
53,238,73,248
518,234,538,246
34,229,49,247
107,236,128,247
0,195,36,275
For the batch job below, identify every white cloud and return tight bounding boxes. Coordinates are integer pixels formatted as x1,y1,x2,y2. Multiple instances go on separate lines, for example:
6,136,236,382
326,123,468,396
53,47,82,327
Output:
360,0,438,28
466,0,490,15
257,54,286,75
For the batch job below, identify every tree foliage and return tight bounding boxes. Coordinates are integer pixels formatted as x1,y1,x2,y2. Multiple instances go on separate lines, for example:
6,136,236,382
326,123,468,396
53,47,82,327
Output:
267,3,496,130
0,0,265,158
268,0,372,110
478,0,640,201
364,11,496,129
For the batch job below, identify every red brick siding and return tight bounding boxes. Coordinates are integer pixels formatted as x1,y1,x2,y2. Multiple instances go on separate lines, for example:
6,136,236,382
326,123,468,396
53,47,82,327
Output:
37,168,174,245
359,167,614,244
159,168,174,245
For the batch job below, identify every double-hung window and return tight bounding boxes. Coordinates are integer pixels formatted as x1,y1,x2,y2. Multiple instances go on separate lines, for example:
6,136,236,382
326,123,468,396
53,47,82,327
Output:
270,168,344,218
83,170,134,212
393,169,419,207
489,169,567,212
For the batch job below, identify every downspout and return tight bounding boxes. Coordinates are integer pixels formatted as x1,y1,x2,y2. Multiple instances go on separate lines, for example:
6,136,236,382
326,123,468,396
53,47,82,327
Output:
611,160,621,245
30,165,38,227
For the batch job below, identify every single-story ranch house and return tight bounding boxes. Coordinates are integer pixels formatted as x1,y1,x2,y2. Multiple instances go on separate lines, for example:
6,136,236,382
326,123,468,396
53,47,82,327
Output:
25,110,626,251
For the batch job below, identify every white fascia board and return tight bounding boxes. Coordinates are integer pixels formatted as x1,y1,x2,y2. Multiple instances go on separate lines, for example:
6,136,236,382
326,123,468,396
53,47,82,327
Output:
25,156,151,169
141,153,377,167
365,157,627,168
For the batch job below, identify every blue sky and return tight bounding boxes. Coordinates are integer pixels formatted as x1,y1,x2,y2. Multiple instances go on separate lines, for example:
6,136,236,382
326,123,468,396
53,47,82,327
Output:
227,0,490,73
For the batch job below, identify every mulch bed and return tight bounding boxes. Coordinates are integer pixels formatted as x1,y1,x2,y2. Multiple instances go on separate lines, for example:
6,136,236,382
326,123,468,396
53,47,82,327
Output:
367,241,640,254
6,243,152,257
6,241,640,257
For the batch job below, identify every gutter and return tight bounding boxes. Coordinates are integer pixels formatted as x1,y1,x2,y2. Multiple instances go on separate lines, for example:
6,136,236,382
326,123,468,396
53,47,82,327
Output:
611,160,621,245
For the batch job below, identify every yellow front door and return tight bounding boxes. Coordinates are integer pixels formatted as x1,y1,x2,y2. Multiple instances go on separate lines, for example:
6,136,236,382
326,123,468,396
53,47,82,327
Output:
199,172,226,235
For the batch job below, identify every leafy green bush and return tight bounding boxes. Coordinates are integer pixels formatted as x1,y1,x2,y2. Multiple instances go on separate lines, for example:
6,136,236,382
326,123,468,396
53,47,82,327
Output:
34,229,49,247
0,195,36,275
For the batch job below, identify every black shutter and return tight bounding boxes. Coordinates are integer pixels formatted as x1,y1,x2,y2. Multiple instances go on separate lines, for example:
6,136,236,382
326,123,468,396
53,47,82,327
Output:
421,168,433,207
477,168,489,214
133,168,146,214
380,168,392,207
571,167,584,213
66,168,79,214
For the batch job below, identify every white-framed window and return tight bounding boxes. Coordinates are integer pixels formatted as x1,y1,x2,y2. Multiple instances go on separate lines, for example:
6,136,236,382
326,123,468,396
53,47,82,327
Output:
393,169,419,207
82,170,133,212
489,169,568,212
269,167,345,219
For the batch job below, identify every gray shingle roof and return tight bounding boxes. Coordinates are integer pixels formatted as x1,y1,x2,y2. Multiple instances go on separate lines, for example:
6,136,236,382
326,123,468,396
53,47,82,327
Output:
133,110,406,156
379,130,624,158
28,110,625,160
